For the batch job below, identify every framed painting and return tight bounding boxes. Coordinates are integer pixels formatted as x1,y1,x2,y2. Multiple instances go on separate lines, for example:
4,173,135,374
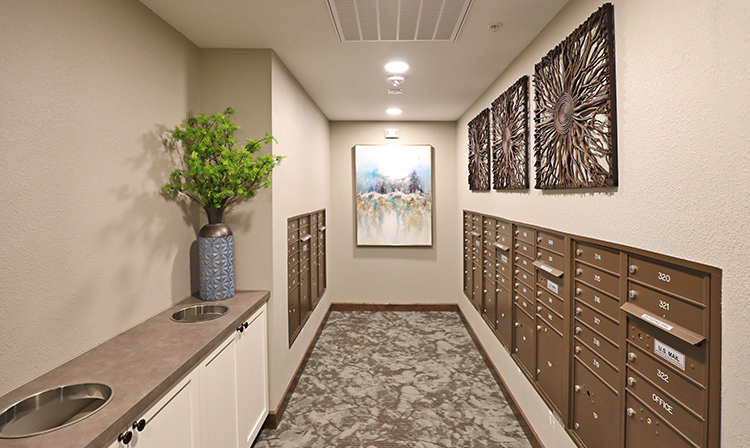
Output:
353,145,434,247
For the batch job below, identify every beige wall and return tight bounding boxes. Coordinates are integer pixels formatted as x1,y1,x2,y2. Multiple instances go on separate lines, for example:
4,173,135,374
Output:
269,53,331,408
328,122,460,303
457,0,750,445
0,0,201,396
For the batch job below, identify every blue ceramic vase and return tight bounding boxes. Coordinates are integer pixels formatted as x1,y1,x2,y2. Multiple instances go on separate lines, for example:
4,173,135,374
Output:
198,207,235,301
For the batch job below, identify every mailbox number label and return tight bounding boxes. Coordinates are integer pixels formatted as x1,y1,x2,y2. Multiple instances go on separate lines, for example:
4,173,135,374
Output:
594,316,601,325
659,300,670,311
594,295,601,304
657,369,670,383
594,274,601,282
652,393,674,415
658,271,672,282
548,239,554,246
593,359,600,369
593,337,601,347
594,253,602,260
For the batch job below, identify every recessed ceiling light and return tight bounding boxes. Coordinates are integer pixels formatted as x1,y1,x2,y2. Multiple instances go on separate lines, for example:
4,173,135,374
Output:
386,108,402,116
388,89,403,95
385,61,409,73
488,22,503,32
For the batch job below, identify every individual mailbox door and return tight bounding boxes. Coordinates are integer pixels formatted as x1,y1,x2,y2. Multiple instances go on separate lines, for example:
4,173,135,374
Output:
514,267,534,289
538,302,563,335
515,254,534,272
537,286,564,317
575,282,620,322
575,261,620,297
513,309,535,376
515,281,534,302
536,247,565,272
288,286,300,340
472,270,483,310
572,360,619,448
627,254,707,305
625,394,694,448
627,281,705,337
575,301,619,343
515,226,534,243
577,321,619,365
574,337,619,390
483,277,497,325
537,231,564,255
536,322,564,413
515,241,535,259
299,270,311,317
575,241,620,274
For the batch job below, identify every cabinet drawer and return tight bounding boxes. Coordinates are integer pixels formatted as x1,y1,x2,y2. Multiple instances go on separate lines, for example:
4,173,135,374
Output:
515,225,534,243
628,255,707,305
575,261,620,297
574,337,619,390
537,270,563,297
575,240,620,274
577,321,619,366
627,317,707,386
536,247,565,272
515,254,534,272
575,281,620,323
572,359,620,448
515,240,535,259
537,301,563,335
537,286,564,316
575,301,619,343
537,231,564,255
626,344,705,416
627,281,706,337
625,394,695,448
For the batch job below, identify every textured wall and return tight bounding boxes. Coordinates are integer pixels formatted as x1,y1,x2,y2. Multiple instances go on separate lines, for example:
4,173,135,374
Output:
0,0,201,396
269,53,332,409
328,121,460,304
457,0,750,445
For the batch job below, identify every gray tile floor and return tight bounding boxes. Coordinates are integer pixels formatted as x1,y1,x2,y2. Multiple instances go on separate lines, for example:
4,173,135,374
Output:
254,311,532,448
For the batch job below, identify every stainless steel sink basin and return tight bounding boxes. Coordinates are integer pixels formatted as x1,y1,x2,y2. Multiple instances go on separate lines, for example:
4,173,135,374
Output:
0,383,113,438
170,304,229,323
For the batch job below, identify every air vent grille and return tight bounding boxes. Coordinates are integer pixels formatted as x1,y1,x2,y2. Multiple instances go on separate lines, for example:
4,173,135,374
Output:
327,0,473,42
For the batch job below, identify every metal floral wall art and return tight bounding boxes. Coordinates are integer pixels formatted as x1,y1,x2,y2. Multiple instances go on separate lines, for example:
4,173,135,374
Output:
468,108,490,191
534,3,617,189
492,76,529,190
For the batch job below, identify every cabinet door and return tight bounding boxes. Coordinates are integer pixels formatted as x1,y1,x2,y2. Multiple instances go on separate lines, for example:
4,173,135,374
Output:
200,334,239,448
236,306,269,448
138,371,201,447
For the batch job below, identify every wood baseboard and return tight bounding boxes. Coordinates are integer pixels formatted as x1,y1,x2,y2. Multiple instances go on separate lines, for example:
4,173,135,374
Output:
456,307,545,448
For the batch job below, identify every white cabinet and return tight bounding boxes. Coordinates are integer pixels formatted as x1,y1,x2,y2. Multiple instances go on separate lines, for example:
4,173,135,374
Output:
236,305,268,447
110,304,268,448
109,370,201,447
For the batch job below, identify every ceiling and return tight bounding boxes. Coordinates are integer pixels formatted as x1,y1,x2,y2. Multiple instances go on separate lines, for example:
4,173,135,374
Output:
138,0,569,121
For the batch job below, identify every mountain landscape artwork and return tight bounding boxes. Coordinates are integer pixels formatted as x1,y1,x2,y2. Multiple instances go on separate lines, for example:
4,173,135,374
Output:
354,145,433,246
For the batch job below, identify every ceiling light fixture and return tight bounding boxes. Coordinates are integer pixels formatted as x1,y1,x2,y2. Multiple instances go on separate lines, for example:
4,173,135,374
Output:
386,75,406,87
386,108,402,116
388,88,403,95
385,61,409,73
488,22,503,32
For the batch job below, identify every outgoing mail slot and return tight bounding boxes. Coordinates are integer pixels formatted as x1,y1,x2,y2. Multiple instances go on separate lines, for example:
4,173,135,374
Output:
515,225,535,243
538,301,563,335
577,322,619,366
515,281,534,302
537,231,564,255
626,368,705,445
626,343,706,416
515,254,533,272
627,281,706,338
627,317,707,386
572,359,619,448
536,247,565,272
625,394,696,448
515,241,535,259
575,240,620,274
575,281,620,322
496,219,511,236
537,286,564,316
574,337,619,390
575,261,620,297
536,321,565,413
537,270,563,298
628,254,708,305
575,300,619,343
513,308,535,376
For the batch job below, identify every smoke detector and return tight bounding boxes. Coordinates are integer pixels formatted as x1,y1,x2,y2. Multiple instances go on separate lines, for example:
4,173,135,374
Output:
386,75,406,87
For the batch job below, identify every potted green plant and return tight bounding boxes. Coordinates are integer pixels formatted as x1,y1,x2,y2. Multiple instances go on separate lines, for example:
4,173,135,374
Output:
164,107,283,301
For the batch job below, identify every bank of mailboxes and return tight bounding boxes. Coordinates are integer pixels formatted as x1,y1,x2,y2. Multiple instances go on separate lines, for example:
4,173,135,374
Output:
288,209,327,345
462,211,720,448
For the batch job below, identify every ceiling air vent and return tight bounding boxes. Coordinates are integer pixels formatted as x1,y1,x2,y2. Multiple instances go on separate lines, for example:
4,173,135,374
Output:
326,0,473,42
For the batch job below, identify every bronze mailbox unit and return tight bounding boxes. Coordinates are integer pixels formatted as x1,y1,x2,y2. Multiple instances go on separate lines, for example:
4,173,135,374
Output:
288,209,327,345
462,211,721,448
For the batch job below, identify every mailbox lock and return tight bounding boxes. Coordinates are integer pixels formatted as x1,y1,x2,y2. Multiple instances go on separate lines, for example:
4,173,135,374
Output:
574,423,580,430
576,248,583,256
537,306,542,312
515,230,519,235
536,325,543,331
537,236,542,243
627,377,636,386
575,307,582,315
575,327,582,335
514,296,520,301
537,252,542,258
627,408,636,417
515,257,520,262
515,283,520,288
536,368,541,374
537,290,542,297
628,352,637,362
515,269,520,275
575,346,582,354
515,243,519,249
575,287,582,296
515,322,520,328
574,385,582,392
628,290,638,300
575,268,583,276
629,264,638,274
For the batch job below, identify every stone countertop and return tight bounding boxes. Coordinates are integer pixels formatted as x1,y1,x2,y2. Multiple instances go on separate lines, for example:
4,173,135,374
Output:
0,290,270,448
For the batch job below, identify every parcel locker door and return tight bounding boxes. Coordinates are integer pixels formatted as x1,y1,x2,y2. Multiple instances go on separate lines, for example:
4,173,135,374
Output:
496,286,513,349
536,322,564,413
513,309,535,376
572,360,619,448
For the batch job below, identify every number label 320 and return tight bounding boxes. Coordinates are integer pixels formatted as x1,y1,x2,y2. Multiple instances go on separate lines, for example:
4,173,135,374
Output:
658,271,671,282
